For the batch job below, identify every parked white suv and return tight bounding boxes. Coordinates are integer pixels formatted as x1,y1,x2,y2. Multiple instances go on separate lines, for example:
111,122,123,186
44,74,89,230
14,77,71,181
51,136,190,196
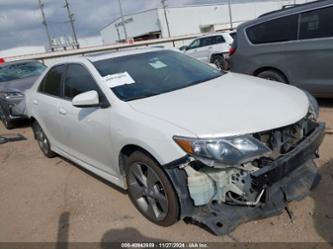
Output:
26,48,325,235
181,32,233,69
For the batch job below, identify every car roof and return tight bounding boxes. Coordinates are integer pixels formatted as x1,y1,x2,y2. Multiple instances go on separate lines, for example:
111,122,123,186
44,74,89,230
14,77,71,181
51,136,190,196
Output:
87,47,166,62
43,47,169,68
258,0,331,18
239,0,333,28
198,32,230,39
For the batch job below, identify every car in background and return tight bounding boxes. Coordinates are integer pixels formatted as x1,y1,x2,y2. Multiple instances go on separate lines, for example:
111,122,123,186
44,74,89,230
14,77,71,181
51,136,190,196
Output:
180,32,233,69
229,0,333,97
0,60,46,129
26,48,324,235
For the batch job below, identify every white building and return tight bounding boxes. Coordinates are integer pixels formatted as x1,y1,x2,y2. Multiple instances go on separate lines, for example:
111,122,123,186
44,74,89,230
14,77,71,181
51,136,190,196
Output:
101,0,311,45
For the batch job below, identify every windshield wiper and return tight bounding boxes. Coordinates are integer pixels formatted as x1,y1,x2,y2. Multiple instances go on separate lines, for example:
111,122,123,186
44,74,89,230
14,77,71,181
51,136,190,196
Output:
125,91,161,102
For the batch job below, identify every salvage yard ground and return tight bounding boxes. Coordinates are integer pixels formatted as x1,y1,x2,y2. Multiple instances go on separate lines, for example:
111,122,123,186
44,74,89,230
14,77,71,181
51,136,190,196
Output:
0,101,333,243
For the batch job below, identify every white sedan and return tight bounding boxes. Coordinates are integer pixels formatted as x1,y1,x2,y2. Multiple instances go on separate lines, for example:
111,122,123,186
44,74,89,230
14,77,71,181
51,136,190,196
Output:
26,48,325,235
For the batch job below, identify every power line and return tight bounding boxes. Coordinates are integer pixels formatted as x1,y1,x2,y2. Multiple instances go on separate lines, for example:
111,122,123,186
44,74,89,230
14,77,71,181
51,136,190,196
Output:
38,0,52,49
161,0,175,47
64,0,79,48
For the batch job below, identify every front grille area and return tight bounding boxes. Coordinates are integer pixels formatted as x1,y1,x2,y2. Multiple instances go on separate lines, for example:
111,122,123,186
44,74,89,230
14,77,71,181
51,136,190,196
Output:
254,116,317,159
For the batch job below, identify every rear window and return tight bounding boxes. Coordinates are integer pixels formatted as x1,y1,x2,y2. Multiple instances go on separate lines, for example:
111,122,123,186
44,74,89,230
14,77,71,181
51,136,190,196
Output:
212,36,225,44
299,6,333,40
246,14,298,44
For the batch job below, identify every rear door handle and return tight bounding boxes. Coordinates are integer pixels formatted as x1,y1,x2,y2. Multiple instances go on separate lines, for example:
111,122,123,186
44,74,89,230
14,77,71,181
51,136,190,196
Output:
58,108,67,116
33,100,38,105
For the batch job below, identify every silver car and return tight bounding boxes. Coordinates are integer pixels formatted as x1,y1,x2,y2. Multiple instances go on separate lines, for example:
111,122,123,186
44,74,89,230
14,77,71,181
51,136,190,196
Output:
230,0,333,97
0,60,47,129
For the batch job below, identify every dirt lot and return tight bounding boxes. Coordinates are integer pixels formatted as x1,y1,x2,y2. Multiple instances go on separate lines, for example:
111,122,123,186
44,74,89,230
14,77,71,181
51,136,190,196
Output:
0,102,333,243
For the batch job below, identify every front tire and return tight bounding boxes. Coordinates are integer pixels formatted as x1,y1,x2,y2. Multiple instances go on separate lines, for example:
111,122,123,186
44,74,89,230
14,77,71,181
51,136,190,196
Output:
2,117,14,130
125,151,179,226
32,121,56,158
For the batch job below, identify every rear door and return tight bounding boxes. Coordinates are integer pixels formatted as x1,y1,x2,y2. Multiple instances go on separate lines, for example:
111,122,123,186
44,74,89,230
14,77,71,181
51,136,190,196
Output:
196,37,214,62
33,65,66,149
57,63,116,175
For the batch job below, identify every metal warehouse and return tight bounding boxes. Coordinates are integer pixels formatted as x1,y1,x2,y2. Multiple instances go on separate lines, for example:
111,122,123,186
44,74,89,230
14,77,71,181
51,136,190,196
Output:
100,0,311,44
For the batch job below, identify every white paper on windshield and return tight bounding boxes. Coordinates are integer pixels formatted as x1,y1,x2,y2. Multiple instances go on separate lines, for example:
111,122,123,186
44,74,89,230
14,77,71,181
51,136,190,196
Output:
103,72,135,87
149,60,167,69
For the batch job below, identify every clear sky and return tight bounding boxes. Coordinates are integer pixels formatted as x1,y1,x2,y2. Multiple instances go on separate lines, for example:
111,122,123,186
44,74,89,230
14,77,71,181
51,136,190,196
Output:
0,0,276,50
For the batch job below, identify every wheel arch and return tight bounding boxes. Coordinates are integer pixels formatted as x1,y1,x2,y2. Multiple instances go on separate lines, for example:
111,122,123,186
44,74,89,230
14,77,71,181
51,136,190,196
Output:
210,53,224,63
118,144,163,177
253,67,289,83
30,116,37,139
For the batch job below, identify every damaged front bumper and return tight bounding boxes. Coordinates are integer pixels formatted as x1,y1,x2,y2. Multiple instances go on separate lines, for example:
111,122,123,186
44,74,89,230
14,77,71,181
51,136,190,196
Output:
164,122,325,235
0,97,28,122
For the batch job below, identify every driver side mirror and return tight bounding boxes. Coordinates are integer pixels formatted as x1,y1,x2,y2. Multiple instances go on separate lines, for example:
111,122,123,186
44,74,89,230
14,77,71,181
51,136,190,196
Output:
72,90,100,108
179,45,189,52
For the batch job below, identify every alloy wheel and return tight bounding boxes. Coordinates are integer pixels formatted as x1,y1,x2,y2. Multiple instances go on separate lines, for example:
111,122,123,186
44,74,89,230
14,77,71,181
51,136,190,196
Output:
128,162,169,221
35,124,50,155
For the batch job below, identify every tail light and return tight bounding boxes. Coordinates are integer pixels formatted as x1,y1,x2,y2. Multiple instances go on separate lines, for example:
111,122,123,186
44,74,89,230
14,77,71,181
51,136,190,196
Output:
0,58,4,64
229,47,237,56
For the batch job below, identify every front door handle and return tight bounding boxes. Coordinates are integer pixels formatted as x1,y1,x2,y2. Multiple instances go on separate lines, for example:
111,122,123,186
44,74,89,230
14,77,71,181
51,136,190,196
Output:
58,108,67,116
33,100,38,105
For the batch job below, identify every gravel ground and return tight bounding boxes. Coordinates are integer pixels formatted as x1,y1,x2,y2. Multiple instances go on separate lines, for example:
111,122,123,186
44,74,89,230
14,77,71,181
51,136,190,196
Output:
0,102,332,243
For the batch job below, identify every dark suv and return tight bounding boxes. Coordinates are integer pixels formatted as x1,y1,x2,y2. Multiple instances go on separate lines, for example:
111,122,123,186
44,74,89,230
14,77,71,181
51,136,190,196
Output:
230,0,333,98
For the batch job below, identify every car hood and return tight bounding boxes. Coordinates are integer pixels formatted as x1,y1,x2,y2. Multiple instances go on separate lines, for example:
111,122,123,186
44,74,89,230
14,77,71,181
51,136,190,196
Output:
128,73,309,138
0,76,39,94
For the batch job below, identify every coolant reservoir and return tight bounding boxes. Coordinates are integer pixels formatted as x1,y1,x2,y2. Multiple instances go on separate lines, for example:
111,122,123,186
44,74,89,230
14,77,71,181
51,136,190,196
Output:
184,166,215,206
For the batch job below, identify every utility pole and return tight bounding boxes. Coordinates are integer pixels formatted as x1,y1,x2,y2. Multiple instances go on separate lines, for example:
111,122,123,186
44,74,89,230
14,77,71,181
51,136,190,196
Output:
227,0,233,30
118,0,128,41
161,0,174,47
64,0,79,48
161,0,171,38
38,0,52,50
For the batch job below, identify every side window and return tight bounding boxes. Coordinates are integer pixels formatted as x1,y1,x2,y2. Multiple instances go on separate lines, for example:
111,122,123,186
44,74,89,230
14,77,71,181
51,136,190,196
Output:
200,37,214,47
64,64,102,100
188,39,200,50
212,36,225,44
299,6,333,40
246,14,298,44
38,65,65,97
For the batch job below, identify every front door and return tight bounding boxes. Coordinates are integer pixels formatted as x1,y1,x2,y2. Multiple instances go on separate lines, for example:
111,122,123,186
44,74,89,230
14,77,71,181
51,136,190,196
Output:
57,63,116,176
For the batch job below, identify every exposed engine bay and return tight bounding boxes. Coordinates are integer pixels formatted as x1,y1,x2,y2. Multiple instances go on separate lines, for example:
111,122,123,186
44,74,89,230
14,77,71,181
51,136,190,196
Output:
181,117,322,208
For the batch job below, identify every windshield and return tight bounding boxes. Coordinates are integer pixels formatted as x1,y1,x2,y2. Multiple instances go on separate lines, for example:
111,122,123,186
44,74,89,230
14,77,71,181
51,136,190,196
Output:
0,62,46,83
93,50,222,101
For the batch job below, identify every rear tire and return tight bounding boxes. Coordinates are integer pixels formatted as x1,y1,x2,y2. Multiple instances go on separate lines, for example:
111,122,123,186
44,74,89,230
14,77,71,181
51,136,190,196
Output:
125,151,179,226
257,70,287,83
32,121,56,158
212,55,227,70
